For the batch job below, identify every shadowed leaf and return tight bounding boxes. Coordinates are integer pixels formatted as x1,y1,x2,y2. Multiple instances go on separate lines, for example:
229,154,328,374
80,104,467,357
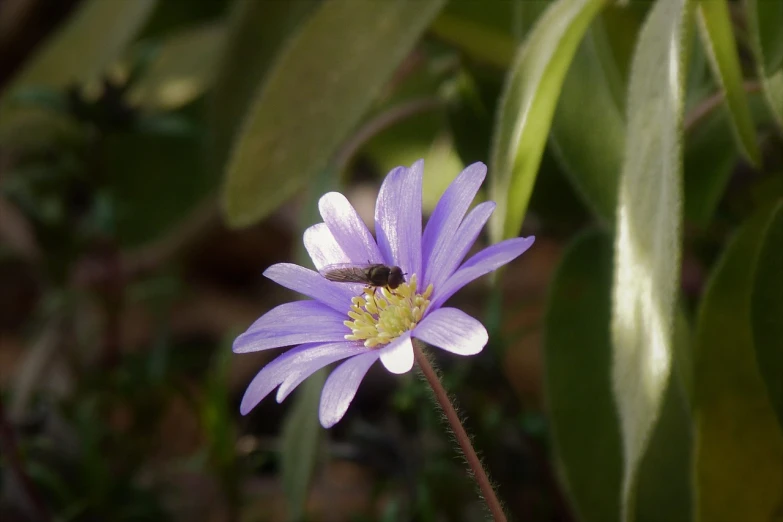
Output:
221,0,446,228
751,203,783,431
694,202,783,522
696,0,760,165
544,230,622,522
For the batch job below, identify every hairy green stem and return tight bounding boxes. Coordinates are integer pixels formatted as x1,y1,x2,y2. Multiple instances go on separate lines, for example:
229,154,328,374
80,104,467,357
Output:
412,340,508,522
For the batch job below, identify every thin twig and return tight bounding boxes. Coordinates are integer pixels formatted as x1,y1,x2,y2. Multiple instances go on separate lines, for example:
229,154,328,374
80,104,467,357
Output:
334,97,443,171
0,398,50,522
412,340,508,522
684,81,761,133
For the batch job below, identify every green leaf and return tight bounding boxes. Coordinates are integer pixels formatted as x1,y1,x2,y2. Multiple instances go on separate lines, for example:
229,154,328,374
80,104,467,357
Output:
634,365,692,522
752,203,783,431
609,0,690,519
747,0,783,128
280,370,326,522
0,0,156,111
130,23,225,111
221,0,445,228
488,0,607,242
693,202,783,522
209,0,317,172
683,91,773,225
695,0,760,165
544,230,622,522
549,18,627,224
751,0,783,76
545,230,693,522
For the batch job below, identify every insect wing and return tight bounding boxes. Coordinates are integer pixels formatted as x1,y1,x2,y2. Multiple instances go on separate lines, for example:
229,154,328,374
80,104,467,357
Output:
319,263,375,284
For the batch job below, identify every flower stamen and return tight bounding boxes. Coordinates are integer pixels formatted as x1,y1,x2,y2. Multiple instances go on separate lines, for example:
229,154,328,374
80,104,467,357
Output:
344,274,433,348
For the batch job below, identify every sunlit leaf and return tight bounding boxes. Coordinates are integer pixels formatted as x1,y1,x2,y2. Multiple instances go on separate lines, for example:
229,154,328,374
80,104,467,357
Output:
488,0,606,242
634,364,692,522
696,0,760,165
693,202,783,522
609,0,689,519
130,23,225,111
544,230,622,522
0,0,156,112
545,230,693,522
751,203,783,430
209,0,317,172
221,0,446,228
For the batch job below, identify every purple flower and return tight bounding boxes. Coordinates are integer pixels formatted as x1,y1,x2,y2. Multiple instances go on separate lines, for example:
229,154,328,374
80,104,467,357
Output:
234,160,535,427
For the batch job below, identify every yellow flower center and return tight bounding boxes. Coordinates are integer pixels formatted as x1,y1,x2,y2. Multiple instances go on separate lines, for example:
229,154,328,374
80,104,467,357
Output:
343,274,434,348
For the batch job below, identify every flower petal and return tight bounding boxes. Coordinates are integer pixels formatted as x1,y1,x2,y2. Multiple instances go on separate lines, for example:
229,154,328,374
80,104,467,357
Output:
379,332,414,374
319,192,383,264
422,162,486,287
413,308,487,356
239,344,311,415
303,223,350,271
429,236,536,311
233,301,348,353
425,201,495,290
276,342,369,402
319,350,380,428
374,161,423,278
264,263,356,313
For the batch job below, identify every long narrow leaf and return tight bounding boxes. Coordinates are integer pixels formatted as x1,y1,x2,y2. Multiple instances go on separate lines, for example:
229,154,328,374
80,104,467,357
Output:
697,0,761,165
488,0,607,242
747,0,783,128
544,230,622,522
696,0,760,164
610,0,690,520
221,0,446,228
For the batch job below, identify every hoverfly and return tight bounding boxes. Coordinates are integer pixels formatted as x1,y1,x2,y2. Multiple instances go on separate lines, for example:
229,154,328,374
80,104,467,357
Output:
319,263,405,290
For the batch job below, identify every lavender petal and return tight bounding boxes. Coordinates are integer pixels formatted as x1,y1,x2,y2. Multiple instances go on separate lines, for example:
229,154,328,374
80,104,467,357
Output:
378,332,414,374
239,344,311,415
276,342,369,402
319,192,383,264
303,223,350,271
264,263,356,313
413,308,487,356
233,301,348,353
429,236,535,311
319,350,380,428
425,201,495,290
421,162,486,287
374,161,423,278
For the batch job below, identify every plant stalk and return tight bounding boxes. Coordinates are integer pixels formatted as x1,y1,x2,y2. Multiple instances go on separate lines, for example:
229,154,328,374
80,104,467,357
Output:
412,341,508,522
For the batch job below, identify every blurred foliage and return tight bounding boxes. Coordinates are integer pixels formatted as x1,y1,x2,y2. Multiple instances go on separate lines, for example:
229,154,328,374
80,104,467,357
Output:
0,0,781,522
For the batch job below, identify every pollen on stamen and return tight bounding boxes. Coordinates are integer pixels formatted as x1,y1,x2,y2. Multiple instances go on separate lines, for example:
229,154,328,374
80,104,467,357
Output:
343,274,434,348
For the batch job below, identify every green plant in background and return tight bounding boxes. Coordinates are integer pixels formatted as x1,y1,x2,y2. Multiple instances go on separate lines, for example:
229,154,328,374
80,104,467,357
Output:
0,0,781,521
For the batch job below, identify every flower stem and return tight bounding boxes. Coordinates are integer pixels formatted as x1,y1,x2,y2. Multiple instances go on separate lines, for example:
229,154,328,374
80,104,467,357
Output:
412,341,508,522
